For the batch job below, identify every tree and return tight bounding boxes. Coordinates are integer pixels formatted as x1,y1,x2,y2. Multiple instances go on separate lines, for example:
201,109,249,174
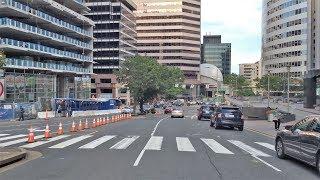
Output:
223,73,252,96
0,51,6,69
115,56,184,112
255,75,284,92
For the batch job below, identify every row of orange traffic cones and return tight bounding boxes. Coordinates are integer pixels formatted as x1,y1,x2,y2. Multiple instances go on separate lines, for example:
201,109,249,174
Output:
27,114,132,143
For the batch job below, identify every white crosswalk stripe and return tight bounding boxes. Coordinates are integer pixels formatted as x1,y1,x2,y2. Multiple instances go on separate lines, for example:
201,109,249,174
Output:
144,136,163,150
110,136,139,149
176,137,195,152
0,135,44,147
228,140,271,157
49,135,93,149
0,134,10,137
79,135,116,149
0,134,26,142
255,142,275,151
21,135,70,148
201,138,234,154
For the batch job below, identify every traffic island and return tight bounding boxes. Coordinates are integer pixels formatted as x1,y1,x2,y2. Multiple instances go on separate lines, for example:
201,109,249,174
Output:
0,148,26,168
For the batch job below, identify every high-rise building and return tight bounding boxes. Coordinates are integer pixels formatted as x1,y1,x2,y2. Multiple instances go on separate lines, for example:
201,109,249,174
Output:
261,0,308,78
0,0,94,102
85,0,137,103
305,0,320,108
239,61,261,85
201,35,231,75
133,0,201,97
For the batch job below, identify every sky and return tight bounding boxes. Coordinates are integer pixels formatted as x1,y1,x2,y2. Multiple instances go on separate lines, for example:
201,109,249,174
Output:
201,0,262,74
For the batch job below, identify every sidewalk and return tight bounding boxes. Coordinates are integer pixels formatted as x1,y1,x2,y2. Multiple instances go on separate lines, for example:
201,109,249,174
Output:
245,119,298,138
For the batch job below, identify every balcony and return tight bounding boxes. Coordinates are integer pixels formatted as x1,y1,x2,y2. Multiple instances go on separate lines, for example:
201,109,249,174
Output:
0,38,93,62
5,58,92,74
0,18,92,51
0,0,92,39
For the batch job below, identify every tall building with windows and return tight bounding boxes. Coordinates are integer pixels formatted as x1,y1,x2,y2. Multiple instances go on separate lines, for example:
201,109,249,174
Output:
239,61,261,84
0,0,94,102
133,0,201,97
85,0,137,103
202,35,231,75
262,0,308,78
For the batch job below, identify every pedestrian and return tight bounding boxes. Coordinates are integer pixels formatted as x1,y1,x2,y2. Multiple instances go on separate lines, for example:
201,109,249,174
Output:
272,108,281,130
18,106,24,121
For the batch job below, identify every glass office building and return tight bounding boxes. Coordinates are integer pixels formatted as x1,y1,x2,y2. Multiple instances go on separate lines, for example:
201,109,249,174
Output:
202,35,231,75
0,0,94,102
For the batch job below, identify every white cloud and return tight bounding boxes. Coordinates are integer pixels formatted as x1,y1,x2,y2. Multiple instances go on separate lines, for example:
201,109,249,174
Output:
201,0,262,73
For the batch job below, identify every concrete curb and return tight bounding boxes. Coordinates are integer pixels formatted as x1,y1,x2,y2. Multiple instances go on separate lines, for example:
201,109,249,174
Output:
0,148,27,167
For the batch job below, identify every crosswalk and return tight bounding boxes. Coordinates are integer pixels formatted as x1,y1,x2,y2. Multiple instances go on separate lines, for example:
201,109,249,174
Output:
0,133,276,157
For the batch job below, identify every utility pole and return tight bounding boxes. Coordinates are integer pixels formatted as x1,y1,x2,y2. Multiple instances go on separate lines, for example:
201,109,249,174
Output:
267,70,271,107
287,66,291,113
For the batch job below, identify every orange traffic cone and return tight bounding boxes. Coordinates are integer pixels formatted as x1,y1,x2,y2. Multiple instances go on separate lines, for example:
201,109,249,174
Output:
78,120,83,131
44,124,51,139
92,119,96,128
27,125,35,143
70,121,77,132
106,117,110,124
84,119,89,129
97,118,100,126
57,122,64,135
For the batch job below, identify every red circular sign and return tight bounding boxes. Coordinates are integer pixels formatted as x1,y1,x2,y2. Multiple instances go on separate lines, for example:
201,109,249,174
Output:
0,81,4,97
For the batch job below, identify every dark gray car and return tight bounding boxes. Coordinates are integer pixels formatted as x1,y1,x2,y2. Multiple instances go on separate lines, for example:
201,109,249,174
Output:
210,106,244,131
275,115,320,174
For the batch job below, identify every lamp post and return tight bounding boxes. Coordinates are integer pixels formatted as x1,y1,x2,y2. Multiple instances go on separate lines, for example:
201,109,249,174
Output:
286,66,291,113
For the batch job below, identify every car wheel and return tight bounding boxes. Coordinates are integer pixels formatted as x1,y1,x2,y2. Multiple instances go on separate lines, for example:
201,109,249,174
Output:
317,153,320,175
276,138,286,159
238,126,244,131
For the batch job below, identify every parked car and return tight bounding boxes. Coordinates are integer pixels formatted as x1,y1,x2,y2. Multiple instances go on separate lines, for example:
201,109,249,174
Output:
143,104,152,113
122,107,133,114
275,115,320,174
210,106,244,131
171,108,184,118
197,105,215,120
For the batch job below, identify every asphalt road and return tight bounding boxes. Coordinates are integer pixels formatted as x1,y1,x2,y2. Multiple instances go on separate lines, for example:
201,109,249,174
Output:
0,106,319,180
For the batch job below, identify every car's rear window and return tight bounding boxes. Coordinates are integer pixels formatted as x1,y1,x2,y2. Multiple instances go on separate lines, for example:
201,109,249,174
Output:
221,108,242,117
201,106,214,111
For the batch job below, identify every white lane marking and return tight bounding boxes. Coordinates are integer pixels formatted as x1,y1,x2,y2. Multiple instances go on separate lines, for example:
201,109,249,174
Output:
0,135,44,147
0,134,26,142
110,136,139,149
49,135,92,149
255,142,275,151
228,140,271,157
21,135,70,148
0,134,10,137
176,137,195,152
201,138,234,154
253,155,282,172
151,117,168,136
133,136,163,166
79,135,116,149
144,136,163,150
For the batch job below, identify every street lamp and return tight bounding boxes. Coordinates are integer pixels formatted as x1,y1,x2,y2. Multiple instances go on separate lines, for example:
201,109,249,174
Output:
286,66,291,113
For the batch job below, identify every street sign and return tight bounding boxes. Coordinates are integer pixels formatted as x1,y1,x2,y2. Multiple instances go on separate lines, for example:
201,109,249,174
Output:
0,79,4,100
